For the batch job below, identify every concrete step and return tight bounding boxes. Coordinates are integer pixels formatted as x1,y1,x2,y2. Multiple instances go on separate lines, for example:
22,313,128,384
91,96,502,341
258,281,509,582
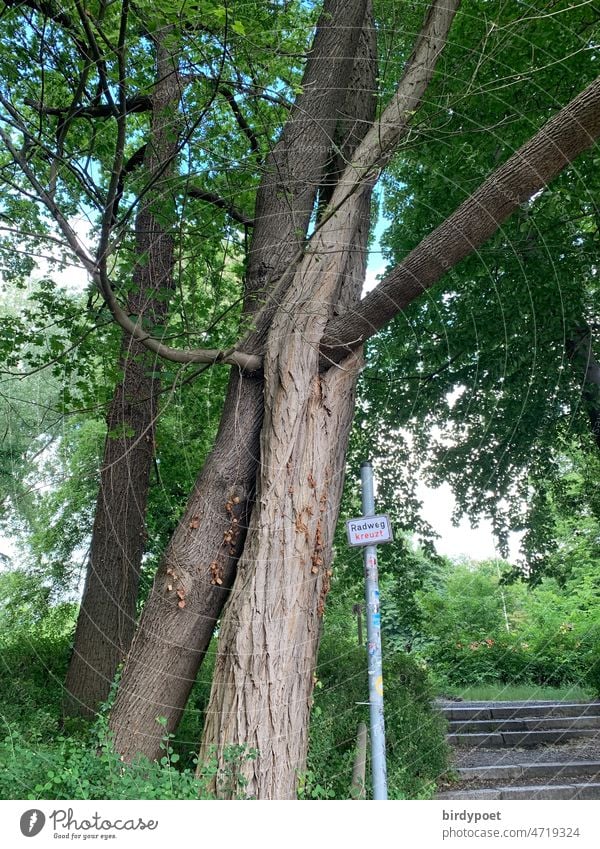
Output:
448,715,600,734
455,760,600,782
437,782,600,800
440,702,600,722
448,728,600,748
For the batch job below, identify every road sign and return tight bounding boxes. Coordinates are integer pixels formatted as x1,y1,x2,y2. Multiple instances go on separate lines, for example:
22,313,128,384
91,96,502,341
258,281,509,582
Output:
346,514,393,546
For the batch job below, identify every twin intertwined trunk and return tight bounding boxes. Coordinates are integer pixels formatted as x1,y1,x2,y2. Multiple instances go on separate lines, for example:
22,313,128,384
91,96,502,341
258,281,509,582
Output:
64,38,181,716
200,183,373,798
109,0,376,784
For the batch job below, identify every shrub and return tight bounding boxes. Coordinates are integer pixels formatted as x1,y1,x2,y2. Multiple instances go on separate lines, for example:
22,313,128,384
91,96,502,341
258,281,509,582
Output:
304,634,448,799
0,723,255,800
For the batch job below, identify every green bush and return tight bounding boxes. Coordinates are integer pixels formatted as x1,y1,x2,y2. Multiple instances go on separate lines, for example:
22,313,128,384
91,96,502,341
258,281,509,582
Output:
415,560,600,692
0,608,249,800
305,635,448,799
0,721,256,800
0,607,76,740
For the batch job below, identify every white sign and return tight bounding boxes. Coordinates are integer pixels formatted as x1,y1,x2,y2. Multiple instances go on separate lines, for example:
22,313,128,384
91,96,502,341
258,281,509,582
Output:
346,514,393,546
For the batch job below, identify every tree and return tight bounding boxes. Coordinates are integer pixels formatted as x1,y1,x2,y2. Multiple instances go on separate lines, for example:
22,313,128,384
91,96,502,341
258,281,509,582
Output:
2,0,600,798
362,0,600,572
63,29,184,717
1,0,294,716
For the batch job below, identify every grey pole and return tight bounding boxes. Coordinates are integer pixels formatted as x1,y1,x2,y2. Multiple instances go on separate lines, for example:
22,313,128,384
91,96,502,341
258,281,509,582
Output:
360,460,388,800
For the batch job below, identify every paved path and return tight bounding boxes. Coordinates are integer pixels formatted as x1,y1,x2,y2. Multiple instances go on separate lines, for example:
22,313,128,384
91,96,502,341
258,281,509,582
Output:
435,699,600,799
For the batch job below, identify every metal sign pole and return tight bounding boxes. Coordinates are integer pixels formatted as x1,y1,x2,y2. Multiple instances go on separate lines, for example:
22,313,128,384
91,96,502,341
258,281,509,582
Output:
360,460,388,800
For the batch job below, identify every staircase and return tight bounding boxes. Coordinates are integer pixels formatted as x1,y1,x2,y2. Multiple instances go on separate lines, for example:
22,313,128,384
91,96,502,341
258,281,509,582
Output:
436,700,600,800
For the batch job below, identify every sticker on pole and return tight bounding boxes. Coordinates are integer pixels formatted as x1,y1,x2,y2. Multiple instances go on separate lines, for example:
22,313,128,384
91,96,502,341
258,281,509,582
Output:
346,515,393,546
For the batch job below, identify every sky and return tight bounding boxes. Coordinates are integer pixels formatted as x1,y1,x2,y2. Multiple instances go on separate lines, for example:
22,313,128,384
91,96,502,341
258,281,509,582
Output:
362,211,523,564
416,480,522,562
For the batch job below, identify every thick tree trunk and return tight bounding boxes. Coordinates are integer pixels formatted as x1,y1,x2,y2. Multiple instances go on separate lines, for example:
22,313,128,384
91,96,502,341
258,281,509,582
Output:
567,329,600,451
198,8,378,794
64,40,181,717
199,181,373,798
107,370,263,749
108,0,369,760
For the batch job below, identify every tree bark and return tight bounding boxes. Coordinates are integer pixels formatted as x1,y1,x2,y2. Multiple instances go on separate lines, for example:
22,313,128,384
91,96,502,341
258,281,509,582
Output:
197,7,378,798
199,183,373,800
567,328,600,451
64,38,181,717
108,0,370,760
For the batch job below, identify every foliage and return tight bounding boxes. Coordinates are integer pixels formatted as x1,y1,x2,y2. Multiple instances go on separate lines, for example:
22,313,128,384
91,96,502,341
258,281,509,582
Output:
0,604,76,742
415,558,600,692
359,0,600,572
0,598,252,799
304,594,449,800
0,731,207,801
0,718,257,800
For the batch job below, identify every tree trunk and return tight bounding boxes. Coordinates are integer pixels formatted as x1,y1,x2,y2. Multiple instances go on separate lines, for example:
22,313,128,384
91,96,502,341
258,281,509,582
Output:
108,0,370,760
198,9,378,791
200,182,373,799
64,38,181,717
567,328,600,451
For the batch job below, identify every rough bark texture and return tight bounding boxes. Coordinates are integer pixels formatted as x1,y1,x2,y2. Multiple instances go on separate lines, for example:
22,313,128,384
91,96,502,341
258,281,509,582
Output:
63,40,181,717
198,8,378,798
107,370,263,751
108,0,369,761
200,184,373,800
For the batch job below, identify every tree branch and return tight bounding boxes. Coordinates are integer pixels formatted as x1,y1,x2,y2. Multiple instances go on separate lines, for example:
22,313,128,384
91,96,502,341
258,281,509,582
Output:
96,0,129,263
220,86,261,157
24,94,153,119
94,267,262,371
2,0,74,31
72,0,117,115
321,74,600,364
111,143,147,225
0,90,104,208
186,186,253,226
0,122,97,272
326,0,462,208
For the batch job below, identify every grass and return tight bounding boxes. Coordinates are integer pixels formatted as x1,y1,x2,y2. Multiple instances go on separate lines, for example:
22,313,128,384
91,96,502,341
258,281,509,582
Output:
440,683,595,702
